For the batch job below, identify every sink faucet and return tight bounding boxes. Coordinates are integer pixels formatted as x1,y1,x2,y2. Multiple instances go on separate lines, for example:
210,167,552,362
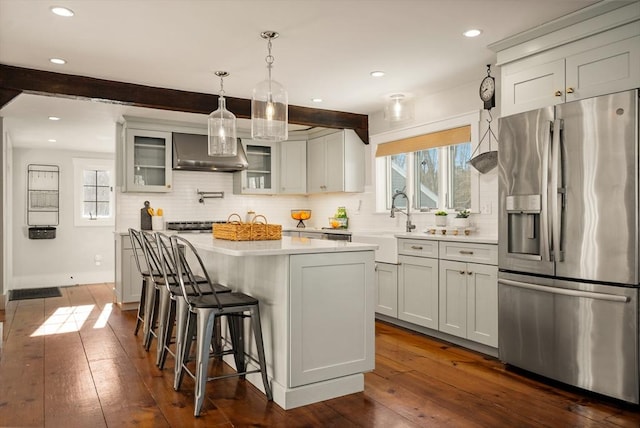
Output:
390,191,416,232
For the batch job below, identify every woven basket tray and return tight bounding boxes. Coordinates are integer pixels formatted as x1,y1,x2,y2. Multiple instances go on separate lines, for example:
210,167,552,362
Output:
250,215,282,241
212,213,282,241
213,214,252,241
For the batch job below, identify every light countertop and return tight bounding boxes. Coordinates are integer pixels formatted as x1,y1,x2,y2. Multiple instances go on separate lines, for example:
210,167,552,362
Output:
394,232,498,245
182,234,377,256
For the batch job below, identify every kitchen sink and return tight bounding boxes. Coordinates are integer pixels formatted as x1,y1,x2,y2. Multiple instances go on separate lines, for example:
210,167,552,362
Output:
351,231,398,264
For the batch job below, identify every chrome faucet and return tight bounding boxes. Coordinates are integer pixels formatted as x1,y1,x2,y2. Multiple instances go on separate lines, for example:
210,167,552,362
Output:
390,191,416,232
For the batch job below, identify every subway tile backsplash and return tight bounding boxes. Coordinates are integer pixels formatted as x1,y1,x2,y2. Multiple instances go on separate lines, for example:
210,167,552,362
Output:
117,169,497,236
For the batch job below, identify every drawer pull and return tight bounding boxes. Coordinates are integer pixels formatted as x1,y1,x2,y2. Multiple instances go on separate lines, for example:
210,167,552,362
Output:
459,270,466,275
459,250,474,255
411,245,424,250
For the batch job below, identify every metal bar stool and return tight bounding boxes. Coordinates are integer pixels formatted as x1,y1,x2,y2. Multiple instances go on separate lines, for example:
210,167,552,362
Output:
170,235,272,417
128,228,155,339
154,232,230,370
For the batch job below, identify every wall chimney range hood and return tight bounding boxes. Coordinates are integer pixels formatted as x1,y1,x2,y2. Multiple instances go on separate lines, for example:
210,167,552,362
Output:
172,132,248,172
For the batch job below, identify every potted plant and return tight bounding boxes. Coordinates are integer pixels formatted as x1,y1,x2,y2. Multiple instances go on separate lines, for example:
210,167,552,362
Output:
434,210,448,227
453,209,470,228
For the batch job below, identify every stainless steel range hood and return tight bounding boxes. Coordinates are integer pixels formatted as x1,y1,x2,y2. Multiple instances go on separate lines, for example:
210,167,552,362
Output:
172,132,248,172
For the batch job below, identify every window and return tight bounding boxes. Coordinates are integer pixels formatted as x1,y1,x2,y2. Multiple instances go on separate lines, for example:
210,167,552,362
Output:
73,158,115,226
374,111,480,213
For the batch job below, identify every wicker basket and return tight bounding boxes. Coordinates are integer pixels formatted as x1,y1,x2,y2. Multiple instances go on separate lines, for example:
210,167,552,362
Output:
250,215,282,241
213,213,252,241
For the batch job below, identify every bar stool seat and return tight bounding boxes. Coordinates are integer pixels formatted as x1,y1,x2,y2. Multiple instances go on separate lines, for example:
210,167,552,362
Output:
170,234,272,417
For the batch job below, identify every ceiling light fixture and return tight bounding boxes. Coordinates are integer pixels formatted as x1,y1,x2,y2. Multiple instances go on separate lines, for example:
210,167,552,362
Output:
208,71,237,157
252,31,287,142
49,58,66,65
311,98,323,103
48,116,60,121
463,29,482,38
370,71,385,77
48,139,57,143
50,6,74,17
384,93,414,123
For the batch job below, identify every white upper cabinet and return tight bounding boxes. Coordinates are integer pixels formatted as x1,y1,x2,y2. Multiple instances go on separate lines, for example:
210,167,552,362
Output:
279,139,307,194
495,3,640,117
307,130,365,194
502,35,640,116
233,140,278,195
123,128,172,193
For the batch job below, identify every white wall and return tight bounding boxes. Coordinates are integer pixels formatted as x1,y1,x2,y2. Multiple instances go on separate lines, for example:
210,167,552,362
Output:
11,148,115,289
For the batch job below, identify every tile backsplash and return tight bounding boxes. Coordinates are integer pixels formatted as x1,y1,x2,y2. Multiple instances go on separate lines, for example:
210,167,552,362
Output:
117,169,498,236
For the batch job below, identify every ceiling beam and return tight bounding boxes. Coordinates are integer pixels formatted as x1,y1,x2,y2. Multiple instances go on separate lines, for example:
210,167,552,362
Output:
0,64,369,143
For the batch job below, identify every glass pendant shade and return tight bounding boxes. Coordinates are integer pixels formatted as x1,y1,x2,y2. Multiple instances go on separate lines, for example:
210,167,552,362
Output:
252,77,288,141
208,72,237,156
384,94,414,123
252,30,288,142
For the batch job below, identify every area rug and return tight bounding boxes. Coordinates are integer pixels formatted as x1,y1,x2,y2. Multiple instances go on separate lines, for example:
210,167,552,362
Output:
8,287,62,301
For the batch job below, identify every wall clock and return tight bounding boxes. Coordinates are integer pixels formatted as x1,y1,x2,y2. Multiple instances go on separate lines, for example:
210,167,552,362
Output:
479,64,495,110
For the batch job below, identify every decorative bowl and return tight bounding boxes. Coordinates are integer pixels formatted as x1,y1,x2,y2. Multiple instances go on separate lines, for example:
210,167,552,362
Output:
291,210,312,228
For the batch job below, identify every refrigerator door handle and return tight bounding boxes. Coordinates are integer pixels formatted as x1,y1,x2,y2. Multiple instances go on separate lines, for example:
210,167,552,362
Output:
498,279,631,303
541,120,553,262
551,119,564,262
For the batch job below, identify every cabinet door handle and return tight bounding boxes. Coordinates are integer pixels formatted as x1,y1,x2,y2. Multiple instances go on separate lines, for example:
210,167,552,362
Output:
467,271,473,275
459,250,474,255
566,87,574,94
411,245,423,250
459,270,466,275
374,263,378,272
555,90,562,97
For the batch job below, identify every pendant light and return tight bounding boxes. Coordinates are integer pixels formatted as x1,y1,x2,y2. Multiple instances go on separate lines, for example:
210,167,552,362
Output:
208,71,237,156
384,93,414,122
252,31,288,141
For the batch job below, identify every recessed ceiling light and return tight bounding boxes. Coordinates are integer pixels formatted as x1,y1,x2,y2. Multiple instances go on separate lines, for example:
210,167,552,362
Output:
50,6,74,17
311,98,323,103
370,71,385,78
48,139,57,143
48,116,60,121
49,58,66,65
463,29,482,38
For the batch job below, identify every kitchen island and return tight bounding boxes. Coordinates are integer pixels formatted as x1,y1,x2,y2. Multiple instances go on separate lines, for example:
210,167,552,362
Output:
181,234,377,410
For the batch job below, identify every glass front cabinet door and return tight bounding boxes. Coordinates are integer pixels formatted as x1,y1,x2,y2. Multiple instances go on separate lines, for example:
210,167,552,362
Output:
233,140,277,194
124,129,172,192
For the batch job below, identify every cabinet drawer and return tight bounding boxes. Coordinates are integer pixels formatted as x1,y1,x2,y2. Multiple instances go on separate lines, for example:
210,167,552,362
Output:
439,242,497,265
398,239,438,258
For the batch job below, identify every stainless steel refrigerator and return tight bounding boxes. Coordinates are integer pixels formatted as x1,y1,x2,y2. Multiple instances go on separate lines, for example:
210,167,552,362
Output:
497,89,639,403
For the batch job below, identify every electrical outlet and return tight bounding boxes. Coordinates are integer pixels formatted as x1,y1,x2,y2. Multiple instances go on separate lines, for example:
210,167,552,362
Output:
480,202,492,214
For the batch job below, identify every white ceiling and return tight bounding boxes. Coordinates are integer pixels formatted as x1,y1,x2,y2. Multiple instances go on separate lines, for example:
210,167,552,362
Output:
0,0,604,152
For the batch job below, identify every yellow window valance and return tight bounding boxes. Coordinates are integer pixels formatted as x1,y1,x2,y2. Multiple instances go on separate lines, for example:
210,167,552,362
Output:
375,125,471,157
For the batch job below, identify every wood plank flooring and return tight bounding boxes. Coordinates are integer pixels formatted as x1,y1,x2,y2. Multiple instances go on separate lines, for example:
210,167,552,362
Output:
0,283,638,427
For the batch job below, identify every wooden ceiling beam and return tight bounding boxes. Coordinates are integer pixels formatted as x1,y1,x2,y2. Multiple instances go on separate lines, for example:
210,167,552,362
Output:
0,64,369,143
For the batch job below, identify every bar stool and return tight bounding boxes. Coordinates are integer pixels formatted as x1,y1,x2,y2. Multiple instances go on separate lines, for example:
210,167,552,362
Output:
128,228,155,339
170,235,272,417
154,232,230,370
139,231,230,357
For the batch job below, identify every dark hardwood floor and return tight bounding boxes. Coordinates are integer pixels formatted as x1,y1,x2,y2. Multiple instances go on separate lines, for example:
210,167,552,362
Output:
1,283,638,427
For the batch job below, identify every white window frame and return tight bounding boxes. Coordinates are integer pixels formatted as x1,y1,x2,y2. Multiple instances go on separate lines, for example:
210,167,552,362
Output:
373,111,480,213
73,158,115,227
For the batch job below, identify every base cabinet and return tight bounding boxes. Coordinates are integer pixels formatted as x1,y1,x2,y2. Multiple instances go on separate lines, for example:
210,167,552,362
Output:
114,234,143,308
439,260,498,347
375,262,398,317
398,254,439,329
289,252,375,388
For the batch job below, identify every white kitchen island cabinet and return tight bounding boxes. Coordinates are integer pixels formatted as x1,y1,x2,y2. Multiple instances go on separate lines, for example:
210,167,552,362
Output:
183,234,376,410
